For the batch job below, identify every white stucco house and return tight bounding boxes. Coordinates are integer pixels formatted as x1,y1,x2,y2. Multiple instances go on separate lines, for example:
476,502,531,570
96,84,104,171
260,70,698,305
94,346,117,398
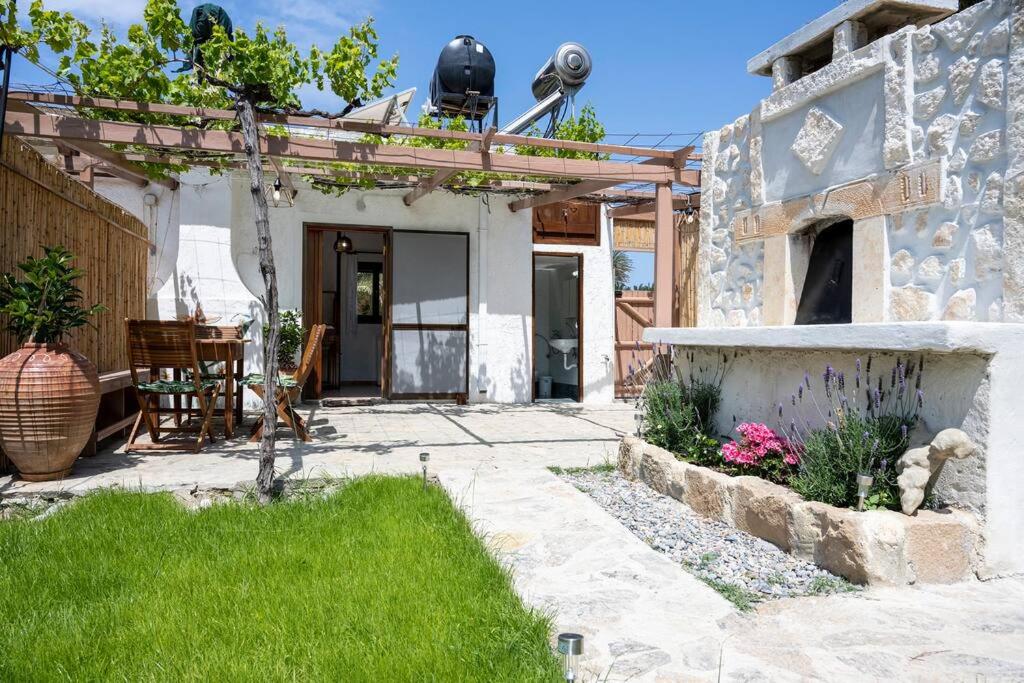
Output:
91,158,617,407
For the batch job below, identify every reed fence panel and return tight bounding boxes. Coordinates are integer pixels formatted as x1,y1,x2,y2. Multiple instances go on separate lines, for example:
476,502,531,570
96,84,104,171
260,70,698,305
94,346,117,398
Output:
0,138,150,472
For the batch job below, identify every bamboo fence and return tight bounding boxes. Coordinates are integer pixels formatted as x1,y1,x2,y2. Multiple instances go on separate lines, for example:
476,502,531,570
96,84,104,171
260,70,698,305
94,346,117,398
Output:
0,138,149,472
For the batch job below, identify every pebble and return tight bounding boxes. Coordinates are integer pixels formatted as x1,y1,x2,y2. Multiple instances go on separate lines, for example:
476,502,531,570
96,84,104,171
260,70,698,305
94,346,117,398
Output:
559,470,854,603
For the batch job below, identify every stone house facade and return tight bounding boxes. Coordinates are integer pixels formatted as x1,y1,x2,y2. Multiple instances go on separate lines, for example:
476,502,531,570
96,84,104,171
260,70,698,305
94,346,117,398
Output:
698,0,1023,328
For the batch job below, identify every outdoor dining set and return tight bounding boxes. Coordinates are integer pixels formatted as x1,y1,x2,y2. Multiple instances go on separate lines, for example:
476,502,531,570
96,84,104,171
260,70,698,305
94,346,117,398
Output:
124,319,326,453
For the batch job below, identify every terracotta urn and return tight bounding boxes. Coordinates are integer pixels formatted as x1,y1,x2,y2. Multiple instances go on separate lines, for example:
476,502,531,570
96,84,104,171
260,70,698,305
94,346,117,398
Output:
0,343,100,481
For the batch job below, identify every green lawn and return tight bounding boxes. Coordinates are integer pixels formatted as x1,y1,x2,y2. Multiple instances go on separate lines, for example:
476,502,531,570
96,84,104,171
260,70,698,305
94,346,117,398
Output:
0,477,561,681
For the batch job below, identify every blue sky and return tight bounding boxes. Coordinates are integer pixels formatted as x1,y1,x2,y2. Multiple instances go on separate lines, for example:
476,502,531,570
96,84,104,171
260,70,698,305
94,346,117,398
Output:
11,0,838,284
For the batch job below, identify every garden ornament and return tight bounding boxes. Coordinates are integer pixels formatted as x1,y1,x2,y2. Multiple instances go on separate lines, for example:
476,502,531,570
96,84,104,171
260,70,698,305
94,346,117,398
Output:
896,428,976,515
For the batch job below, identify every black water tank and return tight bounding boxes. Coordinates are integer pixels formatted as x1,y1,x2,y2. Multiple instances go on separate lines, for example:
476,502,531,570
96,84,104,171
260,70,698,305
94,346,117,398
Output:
430,35,496,119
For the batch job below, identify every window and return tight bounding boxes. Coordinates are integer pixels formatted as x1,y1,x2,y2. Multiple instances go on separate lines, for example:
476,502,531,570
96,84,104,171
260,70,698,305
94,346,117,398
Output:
356,262,383,324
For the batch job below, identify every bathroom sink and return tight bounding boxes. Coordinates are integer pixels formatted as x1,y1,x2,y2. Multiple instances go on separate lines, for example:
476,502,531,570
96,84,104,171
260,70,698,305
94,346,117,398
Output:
549,339,578,353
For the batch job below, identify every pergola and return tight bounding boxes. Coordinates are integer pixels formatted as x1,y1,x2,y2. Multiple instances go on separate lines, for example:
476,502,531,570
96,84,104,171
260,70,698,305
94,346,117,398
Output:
2,90,701,326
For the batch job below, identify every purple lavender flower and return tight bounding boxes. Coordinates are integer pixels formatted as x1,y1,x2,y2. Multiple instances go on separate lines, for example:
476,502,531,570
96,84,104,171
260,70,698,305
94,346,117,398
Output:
778,403,784,418
838,371,845,392
804,371,811,389
855,371,861,389
798,385,804,400
917,389,924,408
791,394,797,406
856,358,862,372
873,389,881,410
901,424,908,439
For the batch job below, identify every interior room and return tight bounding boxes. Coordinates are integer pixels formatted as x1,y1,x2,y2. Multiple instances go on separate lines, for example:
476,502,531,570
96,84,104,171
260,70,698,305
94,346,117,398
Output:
320,229,386,399
533,253,582,402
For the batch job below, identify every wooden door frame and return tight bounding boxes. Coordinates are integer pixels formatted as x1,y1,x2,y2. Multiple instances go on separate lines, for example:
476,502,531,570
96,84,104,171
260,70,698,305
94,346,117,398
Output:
388,229,470,401
531,251,584,403
302,223,392,399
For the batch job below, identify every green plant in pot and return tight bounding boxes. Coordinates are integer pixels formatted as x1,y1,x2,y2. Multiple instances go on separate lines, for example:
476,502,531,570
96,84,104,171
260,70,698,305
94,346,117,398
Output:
0,246,107,481
263,310,304,376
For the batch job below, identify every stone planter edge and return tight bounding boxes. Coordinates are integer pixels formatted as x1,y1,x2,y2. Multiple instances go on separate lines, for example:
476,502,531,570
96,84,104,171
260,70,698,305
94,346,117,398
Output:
618,435,981,586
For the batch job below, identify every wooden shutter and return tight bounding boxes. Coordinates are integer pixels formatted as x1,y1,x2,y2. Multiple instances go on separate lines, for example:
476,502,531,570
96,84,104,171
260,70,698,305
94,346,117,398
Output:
533,201,600,246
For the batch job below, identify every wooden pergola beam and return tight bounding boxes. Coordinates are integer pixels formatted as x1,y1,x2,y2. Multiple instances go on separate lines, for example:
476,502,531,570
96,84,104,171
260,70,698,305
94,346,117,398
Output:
402,127,496,206
5,111,682,185
7,91,693,163
607,196,699,218
62,139,177,190
653,183,675,327
509,146,697,212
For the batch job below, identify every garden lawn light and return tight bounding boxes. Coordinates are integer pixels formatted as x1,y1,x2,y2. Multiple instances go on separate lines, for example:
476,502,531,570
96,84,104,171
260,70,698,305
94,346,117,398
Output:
420,451,430,491
856,473,874,511
557,632,583,681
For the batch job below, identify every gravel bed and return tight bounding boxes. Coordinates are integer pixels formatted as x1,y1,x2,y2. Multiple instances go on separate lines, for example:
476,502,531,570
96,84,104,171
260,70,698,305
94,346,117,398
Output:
559,469,855,604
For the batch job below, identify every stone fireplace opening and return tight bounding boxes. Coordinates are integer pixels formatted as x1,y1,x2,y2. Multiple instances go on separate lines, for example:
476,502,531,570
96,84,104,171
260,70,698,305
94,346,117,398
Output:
794,218,853,325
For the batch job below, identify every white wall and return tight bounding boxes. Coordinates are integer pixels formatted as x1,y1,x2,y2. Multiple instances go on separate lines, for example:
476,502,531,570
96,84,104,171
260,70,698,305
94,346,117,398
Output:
139,171,615,405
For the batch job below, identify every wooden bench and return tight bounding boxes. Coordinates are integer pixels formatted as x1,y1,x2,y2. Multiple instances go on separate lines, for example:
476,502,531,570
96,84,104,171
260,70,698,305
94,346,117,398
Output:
81,370,139,457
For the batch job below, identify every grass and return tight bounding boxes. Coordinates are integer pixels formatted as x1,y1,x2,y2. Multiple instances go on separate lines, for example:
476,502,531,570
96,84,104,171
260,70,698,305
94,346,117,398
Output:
807,575,859,596
0,476,562,681
699,577,759,612
547,462,616,475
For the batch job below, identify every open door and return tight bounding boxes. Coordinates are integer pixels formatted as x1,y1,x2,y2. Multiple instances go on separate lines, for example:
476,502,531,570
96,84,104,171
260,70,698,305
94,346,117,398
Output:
388,230,469,400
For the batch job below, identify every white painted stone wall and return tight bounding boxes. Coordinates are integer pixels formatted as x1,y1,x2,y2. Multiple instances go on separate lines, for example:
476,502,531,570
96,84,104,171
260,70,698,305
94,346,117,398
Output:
118,170,616,406
700,0,1022,326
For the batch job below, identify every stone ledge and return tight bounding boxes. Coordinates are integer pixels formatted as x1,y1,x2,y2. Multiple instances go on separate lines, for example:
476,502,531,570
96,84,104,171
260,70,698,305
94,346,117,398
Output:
618,435,980,586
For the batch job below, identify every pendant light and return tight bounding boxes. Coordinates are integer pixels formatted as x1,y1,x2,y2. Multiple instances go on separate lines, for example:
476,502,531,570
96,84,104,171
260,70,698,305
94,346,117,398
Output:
334,234,354,254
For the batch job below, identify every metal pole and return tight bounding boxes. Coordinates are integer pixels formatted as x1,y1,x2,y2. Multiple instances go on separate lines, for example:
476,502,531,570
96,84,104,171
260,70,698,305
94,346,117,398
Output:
0,45,13,156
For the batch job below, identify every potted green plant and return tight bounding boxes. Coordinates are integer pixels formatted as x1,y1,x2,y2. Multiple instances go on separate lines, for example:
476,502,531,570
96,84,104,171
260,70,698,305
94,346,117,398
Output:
263,310,304,376
0,246,107,480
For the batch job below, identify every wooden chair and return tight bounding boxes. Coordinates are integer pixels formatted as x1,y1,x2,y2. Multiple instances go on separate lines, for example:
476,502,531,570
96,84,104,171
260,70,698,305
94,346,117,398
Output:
242,324,326,443
124,319,222,453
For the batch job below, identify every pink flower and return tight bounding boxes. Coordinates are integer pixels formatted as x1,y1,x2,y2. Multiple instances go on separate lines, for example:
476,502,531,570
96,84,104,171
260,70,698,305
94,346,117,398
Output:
721,422,800,472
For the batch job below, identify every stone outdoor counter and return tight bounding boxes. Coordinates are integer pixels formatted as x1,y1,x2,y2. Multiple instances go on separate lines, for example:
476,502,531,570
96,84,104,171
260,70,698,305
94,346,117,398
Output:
619,436,980,586
642,322,1024,578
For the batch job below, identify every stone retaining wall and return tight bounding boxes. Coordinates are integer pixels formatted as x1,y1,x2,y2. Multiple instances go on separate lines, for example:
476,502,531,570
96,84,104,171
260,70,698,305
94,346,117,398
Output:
618,436,981,586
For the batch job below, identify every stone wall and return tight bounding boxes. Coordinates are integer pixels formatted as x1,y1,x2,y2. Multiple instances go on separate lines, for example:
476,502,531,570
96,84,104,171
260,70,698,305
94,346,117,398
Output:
699,0,1022,326
619,436,981,585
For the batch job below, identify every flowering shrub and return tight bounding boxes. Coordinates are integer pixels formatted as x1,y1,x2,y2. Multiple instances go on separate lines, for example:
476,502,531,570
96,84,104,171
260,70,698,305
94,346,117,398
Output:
721,422,800,484
782,356,923,509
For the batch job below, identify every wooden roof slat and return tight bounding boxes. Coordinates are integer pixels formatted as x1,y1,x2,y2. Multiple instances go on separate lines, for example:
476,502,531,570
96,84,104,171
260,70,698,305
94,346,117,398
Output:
510,146,696,212
6,92,696,164
6,111,694,185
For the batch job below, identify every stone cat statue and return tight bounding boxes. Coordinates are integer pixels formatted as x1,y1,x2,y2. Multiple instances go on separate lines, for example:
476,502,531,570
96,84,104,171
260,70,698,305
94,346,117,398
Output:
896,428,976,516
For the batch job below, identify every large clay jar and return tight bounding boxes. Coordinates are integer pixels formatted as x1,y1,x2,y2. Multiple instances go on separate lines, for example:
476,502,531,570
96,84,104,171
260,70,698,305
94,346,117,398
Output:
0,343,100,481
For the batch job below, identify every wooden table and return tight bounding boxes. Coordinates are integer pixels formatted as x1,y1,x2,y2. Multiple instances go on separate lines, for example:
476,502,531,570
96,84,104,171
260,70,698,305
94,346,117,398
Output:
195,338,248,438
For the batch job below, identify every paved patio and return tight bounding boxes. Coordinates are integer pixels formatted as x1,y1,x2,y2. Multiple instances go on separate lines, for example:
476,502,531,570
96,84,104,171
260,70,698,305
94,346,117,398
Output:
0,402,634,495
2,402,1023,681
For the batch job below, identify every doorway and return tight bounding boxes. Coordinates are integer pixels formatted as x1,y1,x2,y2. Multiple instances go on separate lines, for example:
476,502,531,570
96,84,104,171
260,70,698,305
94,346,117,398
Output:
533,253,583,402
303,225,389,399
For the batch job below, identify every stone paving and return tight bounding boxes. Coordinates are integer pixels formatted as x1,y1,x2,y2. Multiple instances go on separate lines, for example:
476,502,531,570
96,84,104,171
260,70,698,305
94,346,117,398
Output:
2,402,1023,681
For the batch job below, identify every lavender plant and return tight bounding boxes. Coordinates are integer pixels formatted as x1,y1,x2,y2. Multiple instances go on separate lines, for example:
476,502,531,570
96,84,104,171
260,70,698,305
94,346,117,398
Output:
780,356,924,509
634,346,727,467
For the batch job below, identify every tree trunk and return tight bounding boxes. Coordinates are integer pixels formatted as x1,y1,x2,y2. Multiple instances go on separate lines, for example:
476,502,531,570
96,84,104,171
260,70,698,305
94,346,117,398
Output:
236,95,280,504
